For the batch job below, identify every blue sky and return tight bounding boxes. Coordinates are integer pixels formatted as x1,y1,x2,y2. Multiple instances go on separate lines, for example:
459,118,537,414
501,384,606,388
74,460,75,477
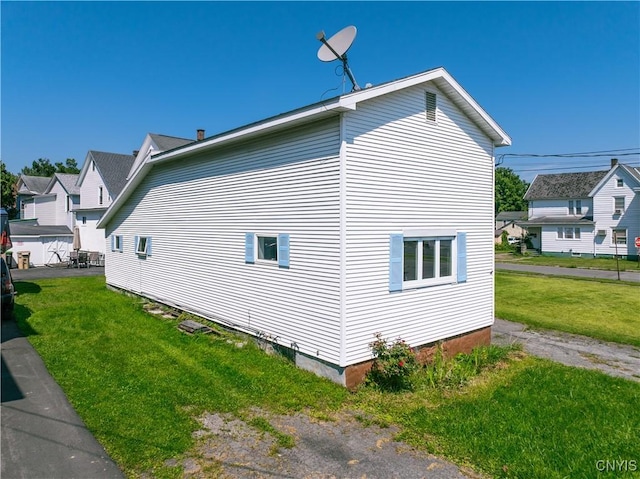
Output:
2,1,639,183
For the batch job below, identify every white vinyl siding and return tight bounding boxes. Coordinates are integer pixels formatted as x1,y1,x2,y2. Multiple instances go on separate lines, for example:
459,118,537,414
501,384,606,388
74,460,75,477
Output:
592,170,638,257
80,163,108,210
342,83,495,365
529,198,593,219
105,119,343,363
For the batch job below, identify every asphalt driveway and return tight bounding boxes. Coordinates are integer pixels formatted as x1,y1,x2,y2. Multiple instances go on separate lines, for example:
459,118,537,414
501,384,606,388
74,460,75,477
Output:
1,311,123,479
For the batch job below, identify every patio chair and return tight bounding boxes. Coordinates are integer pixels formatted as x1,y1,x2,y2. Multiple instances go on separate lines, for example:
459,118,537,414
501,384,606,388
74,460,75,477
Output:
78,251,88,268
88,251,100,267
68,251,78,268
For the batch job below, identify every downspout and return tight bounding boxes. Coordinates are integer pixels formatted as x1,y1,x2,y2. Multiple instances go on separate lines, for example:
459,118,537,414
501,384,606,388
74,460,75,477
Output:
339,112,348,368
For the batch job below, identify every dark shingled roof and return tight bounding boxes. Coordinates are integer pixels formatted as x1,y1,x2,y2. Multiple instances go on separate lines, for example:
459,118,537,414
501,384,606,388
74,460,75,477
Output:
496,211,526,221
88,151,136,197
519,216,595,226
10,223,73,236
19,175,51,195
524,170,608,200
52,173,80,195
149,134,193,152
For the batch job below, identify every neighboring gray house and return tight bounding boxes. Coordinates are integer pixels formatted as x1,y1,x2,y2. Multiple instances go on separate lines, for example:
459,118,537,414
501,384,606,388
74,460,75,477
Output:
15,175,51,219
521,159,640,259
98,67,511,387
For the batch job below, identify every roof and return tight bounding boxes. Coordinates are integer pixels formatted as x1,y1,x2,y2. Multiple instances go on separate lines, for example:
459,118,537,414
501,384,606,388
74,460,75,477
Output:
149,134,193,152
48,173,80,195
9,223,73,237
82,151,136,197
17,175,51,195
519,216,595,226
524,170,608,200
496,211,526,222
99,67,512,228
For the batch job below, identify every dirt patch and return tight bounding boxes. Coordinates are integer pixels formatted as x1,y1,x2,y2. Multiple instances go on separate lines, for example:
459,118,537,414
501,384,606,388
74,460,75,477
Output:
163,410,478,479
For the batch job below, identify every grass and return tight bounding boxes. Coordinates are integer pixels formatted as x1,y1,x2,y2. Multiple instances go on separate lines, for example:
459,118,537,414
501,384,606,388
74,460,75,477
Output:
369,356,640,479
495,270,640,346
13,276,347,476
12,276,640,478
496,251,640,271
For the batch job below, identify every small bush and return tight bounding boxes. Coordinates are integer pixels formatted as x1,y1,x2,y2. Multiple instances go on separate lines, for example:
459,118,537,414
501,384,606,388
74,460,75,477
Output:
367,333,418,391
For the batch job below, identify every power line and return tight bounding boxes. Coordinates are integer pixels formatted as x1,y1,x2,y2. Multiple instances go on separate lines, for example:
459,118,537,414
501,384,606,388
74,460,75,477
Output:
495,148,639,166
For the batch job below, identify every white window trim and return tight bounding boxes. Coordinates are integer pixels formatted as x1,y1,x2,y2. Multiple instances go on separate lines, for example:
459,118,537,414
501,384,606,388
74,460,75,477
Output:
402,235,457,289
255,234,279,264
557,227,581,240
616,178,624,188
613,197,625,214
136,236,150,256
612,229,627,245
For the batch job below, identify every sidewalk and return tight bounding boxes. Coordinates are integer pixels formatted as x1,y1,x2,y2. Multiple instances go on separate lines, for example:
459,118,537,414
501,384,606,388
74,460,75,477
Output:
1,317,124,479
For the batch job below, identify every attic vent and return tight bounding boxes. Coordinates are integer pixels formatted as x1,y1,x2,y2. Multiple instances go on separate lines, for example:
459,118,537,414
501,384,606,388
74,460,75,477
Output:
425,91,437,122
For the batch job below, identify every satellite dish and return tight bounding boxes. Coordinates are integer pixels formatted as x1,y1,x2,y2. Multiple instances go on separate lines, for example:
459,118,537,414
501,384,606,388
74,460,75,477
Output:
316,25,361,91
317,25,357,62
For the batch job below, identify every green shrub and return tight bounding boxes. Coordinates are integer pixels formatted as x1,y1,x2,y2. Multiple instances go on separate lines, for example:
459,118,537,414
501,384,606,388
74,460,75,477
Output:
367,333,418,391
421,345,514,389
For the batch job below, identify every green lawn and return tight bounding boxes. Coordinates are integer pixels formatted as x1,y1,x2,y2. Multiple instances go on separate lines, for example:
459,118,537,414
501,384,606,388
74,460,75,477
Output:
12,276,640,478
495,270,640,346
496,252,640,271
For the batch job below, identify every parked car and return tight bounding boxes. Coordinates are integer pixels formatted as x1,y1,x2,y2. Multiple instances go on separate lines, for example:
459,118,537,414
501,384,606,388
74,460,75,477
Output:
507,236,521,245
1,257,15,313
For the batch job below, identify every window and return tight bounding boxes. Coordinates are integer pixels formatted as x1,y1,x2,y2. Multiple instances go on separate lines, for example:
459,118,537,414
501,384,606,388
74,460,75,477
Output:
614,197,625,214
258,236,278,261
616,178,624,187
99,186,104,205
612,229,627,245
390,232,465,291
82,216,87,225
425,91,437,122
135,236,151,256
111,235,123,252
568,200,582,215
245,233,290,268
92,161,96,171
558,227,580,239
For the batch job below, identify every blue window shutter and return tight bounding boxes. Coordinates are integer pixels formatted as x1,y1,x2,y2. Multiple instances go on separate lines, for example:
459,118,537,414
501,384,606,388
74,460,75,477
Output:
389,234,403,292
278,234,290,268
245,233,255,264
111,235,115,252
457,232,467,283
134,236,139,254
147,237,152,256
119,237,123,253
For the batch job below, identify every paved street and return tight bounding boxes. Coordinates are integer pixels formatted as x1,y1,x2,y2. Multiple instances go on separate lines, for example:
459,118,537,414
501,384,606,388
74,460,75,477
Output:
496,262,640,282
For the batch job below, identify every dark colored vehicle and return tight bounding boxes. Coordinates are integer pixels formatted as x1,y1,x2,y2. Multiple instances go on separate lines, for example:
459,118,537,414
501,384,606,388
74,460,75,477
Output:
1,257,15,313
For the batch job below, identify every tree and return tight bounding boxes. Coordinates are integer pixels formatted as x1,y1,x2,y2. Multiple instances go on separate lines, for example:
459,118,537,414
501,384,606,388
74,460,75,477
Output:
495,167,529,214
1,161,18,218
20,157,79,176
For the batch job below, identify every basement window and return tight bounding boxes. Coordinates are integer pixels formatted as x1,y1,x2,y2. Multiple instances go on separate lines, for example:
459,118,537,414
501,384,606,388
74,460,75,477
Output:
425,91,437,122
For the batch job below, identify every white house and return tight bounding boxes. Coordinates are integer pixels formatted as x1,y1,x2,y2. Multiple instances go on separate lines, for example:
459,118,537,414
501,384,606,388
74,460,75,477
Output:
74,151,136,253
98,67,511,387
11,173,79,266
521,159,640,259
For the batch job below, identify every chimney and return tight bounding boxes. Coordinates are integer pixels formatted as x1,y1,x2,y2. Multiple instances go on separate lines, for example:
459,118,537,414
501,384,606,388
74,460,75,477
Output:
197,129,205,141
133,150,139,157
611,158,618,168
